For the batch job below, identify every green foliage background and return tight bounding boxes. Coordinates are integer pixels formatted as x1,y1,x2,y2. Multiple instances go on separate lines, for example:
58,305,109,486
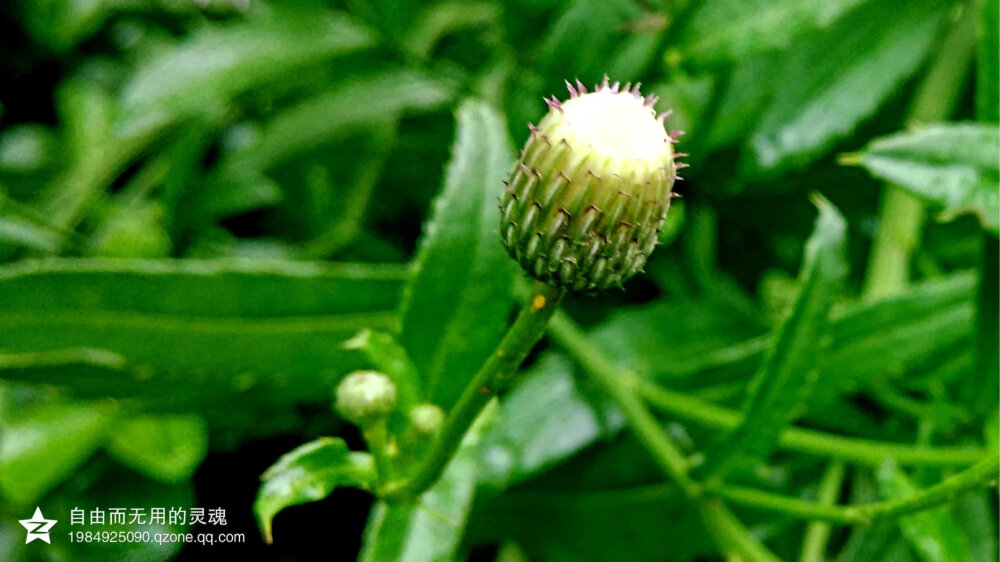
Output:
0,0,996,560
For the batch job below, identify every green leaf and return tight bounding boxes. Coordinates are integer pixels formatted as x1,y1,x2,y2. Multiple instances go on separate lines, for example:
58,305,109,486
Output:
0,124,57,174
118,8,374,129
852,123,1000,232
698,196,847,479
398,99,517,408
19,0,111,52
977,0,999,122
877,463,972,562
676,0,870,66
479,354,623,489
481,272,974,488
745,0,944,174
820,272,975,399
214,70,455,176
0,400,109,505
405,1,501,59
706,55,782,150
537,0,646,84
359,406,493,562
43,468,195,562
255,437,375,544
952,491,999,562
105,414,209,482
0,259,406,406
471,435,717,562
592,297,765,386
0,258,405,318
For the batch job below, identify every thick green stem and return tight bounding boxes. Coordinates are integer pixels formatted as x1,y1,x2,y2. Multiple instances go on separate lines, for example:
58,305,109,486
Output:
862,9,977,299
798,462,845,562
381,280,564,502
549,311,780,562
636,378,985,467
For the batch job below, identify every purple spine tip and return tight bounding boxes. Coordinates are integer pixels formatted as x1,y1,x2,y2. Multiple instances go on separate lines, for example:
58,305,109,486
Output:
575,78,587,94
643,95,658,108
674,162,690,170
668,130,685,141
600,75,610,90
674,152,688,158
565,80,578,98
611,81,621,93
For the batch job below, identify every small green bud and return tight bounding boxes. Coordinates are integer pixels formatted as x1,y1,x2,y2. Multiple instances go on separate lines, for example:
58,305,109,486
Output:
500,77,687,291
334,370,397,425
408,404,445,438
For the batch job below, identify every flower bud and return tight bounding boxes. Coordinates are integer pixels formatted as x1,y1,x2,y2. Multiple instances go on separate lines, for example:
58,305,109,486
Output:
408,404,445,438
334,370,397,425
500,77,687,291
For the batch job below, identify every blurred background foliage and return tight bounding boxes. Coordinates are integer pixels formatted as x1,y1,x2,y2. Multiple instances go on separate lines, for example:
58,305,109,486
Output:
0,0,996,560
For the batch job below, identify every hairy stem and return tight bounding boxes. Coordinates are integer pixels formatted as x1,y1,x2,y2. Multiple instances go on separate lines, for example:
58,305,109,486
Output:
381,280,564,502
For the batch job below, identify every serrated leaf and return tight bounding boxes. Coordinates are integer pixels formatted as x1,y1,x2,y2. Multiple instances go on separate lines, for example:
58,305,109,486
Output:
105,414,209,482
0,400,110,505
877,463,973,562
399,99,517,408
358,406,493,562
255,437,375,544
0,259,406,406
853,123,1000,232
698,196,847,479
676,0,870,66
745,0,944,174
118,8,374,128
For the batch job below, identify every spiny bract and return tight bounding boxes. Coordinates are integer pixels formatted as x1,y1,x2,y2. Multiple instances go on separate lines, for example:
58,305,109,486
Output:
500,77,687,292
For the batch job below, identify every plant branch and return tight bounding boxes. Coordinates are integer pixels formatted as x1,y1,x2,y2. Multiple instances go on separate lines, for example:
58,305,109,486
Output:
798,461,845,562
716,453,998,524
380,280,564,502
636,377,986,467
549,311,781,562
549,311,698,495
862,8,977,299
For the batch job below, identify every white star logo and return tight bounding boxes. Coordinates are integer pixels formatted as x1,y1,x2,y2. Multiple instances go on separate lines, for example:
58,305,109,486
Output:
19,507,57,544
